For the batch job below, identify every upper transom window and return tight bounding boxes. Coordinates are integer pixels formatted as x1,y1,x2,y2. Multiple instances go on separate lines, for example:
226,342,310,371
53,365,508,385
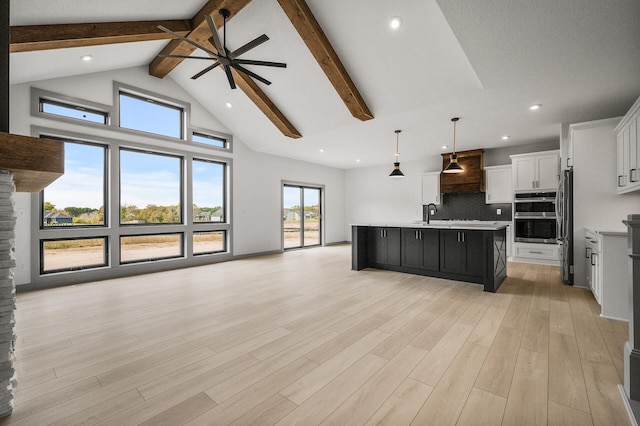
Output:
119,92,184,139
40,98,109,124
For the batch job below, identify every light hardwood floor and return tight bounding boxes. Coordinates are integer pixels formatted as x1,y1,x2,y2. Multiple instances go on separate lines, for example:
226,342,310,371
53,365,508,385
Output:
1,244,631,425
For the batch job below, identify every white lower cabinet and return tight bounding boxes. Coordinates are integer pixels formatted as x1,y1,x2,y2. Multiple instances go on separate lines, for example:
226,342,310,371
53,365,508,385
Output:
585,229,628,321
512,242,560,265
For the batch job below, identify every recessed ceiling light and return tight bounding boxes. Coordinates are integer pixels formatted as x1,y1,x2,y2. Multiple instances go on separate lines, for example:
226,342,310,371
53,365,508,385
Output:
225,102,233,108
441,145,448,150
319,148,325,153
356,158,361,162
389,16,402,30
80,55,92,62
502,135,510,140
529,104,542,110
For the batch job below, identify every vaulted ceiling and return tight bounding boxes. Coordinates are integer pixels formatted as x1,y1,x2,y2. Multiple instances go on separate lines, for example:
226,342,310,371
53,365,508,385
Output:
9,0,640,169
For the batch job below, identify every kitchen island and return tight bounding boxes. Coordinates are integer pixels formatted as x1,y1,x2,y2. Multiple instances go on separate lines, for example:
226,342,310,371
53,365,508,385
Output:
352,222,508,292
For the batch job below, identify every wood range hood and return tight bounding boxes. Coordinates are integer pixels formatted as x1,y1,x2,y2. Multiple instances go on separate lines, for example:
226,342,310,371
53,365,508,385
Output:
0,3,64,192
440,148,485,193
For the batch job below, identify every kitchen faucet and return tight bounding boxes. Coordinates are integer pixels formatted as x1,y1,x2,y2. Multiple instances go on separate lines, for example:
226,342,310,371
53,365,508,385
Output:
423,203,438,224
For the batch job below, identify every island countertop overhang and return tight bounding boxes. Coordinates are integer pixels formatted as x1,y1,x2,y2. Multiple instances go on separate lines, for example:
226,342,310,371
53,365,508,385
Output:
350,221,509,231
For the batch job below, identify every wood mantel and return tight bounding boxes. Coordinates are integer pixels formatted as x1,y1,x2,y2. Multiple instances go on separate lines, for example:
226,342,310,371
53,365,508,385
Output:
0,132,64,192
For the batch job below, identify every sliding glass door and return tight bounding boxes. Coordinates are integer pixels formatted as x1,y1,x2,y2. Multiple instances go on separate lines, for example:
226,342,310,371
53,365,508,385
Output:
283,184,322,250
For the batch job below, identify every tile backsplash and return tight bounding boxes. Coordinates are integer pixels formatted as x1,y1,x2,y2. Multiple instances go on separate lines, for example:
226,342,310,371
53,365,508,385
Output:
427,192,512,221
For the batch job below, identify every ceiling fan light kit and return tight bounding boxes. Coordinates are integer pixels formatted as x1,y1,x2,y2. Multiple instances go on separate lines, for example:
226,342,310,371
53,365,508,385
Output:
443,117,465,174
389,129,405,178
157,8,287,90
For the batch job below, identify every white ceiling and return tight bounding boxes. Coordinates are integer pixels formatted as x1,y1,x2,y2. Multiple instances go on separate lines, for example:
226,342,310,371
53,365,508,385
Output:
9,0,640,169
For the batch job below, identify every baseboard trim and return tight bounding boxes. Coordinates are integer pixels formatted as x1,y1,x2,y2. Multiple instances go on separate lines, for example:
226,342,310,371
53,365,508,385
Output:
619,384,640,426
325,241,349,247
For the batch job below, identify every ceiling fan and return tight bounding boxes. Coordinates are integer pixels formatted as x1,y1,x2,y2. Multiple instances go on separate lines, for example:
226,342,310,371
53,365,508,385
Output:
157,8,287,89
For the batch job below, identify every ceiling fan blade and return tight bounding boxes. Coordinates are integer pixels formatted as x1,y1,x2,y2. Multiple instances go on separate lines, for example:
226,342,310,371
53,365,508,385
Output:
229,34,269,59
231,64,271,86
223,65,237,89
205,15,225,55
233,59,287,68
159,54,217,61
191,63,221,80
157,25,219,58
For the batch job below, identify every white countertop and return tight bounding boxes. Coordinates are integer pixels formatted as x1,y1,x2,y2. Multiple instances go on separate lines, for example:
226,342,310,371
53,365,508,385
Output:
585,227,628,237
351,220,510,231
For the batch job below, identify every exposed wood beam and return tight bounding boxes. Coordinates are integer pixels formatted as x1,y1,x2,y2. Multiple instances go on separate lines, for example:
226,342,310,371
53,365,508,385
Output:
10,20,192,53
149,0,252,79
231,68,302,138
276,0,373,121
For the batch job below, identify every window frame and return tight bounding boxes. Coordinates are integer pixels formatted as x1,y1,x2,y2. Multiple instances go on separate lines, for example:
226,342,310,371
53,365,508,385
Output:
119,147,184,226
29,125,233,290
39,135,109,230
190,127,233,152
192,157,227,225
32,87,112,127
193,230,227,256
40,236,109,274
119,232,184,265
114,82,189,141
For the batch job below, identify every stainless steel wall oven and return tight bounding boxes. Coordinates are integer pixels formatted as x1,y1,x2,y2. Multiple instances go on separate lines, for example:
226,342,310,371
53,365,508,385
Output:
514,192,557,243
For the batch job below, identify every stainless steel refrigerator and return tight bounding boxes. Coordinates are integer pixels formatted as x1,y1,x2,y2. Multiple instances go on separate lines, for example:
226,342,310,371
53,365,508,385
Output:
557,168,574,284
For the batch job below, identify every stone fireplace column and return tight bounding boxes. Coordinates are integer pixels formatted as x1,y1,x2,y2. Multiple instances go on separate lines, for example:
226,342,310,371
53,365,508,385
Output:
0,170,16,417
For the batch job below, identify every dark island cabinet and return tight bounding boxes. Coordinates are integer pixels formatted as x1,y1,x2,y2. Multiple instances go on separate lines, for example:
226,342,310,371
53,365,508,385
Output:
440,230,484,276
352,225,506,293
367,227,401,266
401,228,439,271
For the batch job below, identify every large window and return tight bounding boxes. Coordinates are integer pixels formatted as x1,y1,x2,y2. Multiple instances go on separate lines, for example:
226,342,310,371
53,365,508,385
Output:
193,159,225,223
31,83,232,288
120,149,182,225
41,138,106,228
119,92,183,139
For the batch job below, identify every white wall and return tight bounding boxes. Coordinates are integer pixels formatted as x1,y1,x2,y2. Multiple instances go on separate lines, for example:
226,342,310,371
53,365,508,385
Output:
345,157,441,237
571,118,640,288
9,67,345,285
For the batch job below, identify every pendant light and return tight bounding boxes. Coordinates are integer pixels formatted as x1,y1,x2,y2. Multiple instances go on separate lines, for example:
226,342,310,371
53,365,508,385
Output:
389,129,405,178
443,117,464,174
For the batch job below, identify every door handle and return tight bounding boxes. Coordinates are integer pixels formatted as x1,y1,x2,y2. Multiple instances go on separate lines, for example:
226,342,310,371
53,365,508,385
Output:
586,247,591,258
461,232,465,242
420,231,423,240
591,253,596,266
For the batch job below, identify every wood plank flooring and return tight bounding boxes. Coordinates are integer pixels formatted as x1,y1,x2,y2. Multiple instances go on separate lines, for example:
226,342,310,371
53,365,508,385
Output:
1,245,631,425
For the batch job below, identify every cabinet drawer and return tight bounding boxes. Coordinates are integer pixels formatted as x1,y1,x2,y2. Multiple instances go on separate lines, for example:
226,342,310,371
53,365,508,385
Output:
514,244,558,260
585,230,602,252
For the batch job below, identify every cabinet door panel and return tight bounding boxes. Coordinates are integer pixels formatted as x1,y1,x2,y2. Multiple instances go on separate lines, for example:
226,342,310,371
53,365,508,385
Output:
367,227,385,264
421,229,439,271
421,173,441,205
512,157,535,191
386,228,401,266
440,230,461,273
401,228,421,268
462,231,484,277
536,154,560,190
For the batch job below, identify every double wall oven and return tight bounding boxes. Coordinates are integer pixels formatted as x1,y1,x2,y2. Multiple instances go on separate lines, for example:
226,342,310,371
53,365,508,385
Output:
514,192,557,243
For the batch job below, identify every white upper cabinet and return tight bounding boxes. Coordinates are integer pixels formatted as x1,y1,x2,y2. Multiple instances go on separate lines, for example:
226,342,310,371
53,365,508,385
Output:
510,151,560,192
615,94,640,194
485,165,513,203
419,172,441,205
